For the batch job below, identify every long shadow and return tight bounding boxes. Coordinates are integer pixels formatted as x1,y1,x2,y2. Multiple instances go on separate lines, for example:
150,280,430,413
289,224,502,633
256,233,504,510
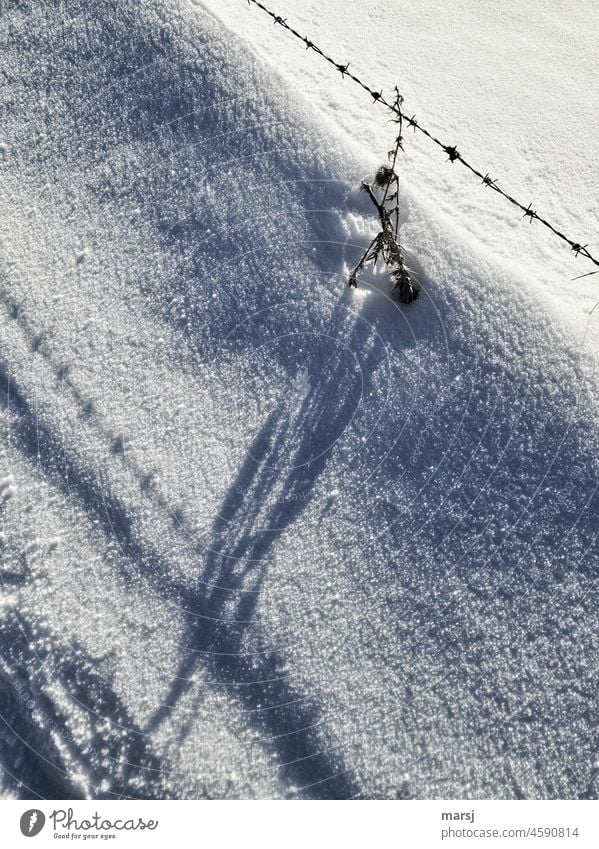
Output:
0,300,376,798
145,314,369,797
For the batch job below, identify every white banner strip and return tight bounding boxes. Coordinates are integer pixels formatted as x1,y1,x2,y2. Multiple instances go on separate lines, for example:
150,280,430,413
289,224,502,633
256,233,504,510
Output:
1,800,597,848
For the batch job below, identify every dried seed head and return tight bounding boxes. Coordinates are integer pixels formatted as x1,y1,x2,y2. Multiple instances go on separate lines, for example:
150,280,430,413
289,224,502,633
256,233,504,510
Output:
374,165,395,188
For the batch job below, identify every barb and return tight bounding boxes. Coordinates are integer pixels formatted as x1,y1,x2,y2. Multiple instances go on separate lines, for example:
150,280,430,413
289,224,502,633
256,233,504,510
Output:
245,0,599,274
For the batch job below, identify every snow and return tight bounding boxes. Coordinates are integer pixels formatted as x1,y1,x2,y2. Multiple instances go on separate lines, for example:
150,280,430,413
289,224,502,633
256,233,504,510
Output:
0,0,597,800
200,0,599,327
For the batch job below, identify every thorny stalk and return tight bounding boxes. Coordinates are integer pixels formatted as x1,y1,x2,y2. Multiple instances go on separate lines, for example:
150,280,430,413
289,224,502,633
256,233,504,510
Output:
348,89,419,304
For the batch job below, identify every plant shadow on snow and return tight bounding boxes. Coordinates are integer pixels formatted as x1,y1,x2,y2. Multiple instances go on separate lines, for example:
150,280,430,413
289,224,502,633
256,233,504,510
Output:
142,295,383,799
3,0,599,800
0,297,381,798
3,261,599,799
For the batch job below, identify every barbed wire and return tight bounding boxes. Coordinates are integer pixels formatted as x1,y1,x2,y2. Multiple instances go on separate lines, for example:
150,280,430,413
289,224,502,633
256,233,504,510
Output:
245,0,599,276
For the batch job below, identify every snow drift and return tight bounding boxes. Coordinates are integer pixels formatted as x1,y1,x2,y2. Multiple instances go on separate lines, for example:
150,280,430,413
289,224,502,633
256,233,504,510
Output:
0,0,597,799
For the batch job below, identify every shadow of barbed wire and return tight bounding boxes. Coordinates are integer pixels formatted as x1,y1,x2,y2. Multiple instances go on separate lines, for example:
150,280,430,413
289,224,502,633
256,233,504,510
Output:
0,295,379,798
0,366,168,799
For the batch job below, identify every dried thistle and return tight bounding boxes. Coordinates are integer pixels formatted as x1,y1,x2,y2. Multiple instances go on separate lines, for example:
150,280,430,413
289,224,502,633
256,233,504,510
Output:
348,89,419,305
374,165,395,188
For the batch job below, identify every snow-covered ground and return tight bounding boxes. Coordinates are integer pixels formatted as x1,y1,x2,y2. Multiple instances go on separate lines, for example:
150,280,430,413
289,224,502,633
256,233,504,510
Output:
201,0,599,329
0,0,597,800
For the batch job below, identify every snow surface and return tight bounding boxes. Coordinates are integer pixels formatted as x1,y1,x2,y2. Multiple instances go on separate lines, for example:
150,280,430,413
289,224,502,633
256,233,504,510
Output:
0,0,597,800
201,0,599,331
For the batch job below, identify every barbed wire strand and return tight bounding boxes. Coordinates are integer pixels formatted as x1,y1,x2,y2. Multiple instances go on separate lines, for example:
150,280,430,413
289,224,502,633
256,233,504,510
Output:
245,0,599,277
